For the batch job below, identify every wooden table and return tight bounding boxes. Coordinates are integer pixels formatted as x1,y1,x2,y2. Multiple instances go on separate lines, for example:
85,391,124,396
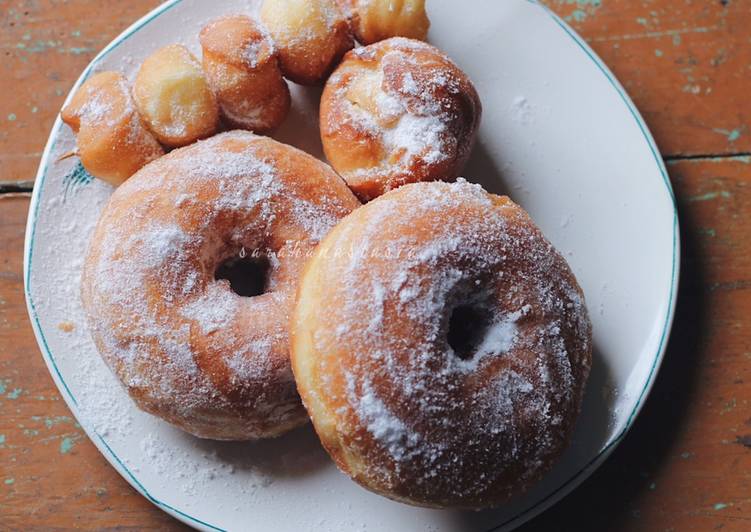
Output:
1,1,749,529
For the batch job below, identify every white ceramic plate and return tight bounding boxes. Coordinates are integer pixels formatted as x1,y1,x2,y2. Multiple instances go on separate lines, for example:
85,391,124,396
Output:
24,0,679,530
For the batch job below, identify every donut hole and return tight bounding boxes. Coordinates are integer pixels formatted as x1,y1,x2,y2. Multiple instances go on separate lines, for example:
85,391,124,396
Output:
447,304,493,360
215,255,270,297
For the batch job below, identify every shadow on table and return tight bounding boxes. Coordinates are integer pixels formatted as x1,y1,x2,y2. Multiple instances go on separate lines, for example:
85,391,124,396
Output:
518,199,707,530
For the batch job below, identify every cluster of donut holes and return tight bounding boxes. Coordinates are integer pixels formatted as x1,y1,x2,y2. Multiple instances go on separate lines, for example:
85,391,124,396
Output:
61,0,431,187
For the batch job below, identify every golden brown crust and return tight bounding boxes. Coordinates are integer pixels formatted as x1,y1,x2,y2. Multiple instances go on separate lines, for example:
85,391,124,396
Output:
259,0,354,85
60,71,164,186
82,131,360,440
200,15,291,132
337,0,430,44
320,38,481,201
291,180,592,508
133,44,220,147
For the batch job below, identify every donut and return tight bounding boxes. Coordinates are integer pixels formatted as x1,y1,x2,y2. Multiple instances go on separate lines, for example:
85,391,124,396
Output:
291,180,592,508
320,38,481,201
259,0,354,85
133,44,220,148
337,0,430,44
200,15,291,132
81,131,360,440
61,71,164,186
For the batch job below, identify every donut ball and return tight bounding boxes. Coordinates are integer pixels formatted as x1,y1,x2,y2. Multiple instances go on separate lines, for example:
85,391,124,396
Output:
200,15,291,132
291,180,592,508
81,131,360,440
133,44,220,147
338,0,430,44
320,38,481,201
61,71,164,186
259,0,354,85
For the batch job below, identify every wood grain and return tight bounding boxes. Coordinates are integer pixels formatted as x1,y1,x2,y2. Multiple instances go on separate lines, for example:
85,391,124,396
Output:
548,0,751,158
0,195,183,530
1,0,750,530
0,0,162,185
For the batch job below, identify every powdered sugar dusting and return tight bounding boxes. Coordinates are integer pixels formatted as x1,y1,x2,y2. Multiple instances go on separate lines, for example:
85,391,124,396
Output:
82,131,358,438
323,38,481,198
302,180,592,504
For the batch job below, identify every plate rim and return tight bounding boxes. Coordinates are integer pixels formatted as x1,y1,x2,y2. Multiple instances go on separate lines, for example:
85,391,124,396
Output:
22,1,681,530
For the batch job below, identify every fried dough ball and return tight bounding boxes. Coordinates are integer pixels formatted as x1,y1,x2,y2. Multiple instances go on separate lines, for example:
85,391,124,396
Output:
259,0,354,85
61,71,164,187
199,15,290,132
133,44,220,147
338,0,430,44
320,38,481,201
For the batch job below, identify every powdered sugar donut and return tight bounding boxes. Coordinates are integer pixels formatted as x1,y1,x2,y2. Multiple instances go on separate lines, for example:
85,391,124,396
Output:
337,0,430,44
133,44,220,148
259,0,354,85
82,131,360,440
200,15,291,132
291,180,592,507
320,38,481,201
61,71,164,187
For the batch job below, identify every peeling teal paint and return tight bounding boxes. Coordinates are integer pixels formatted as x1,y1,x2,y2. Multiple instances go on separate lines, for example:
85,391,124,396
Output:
713,127,743,142
15,38,94,56
60,437,76,454
686,191,732,202
4,479,14,485
0,435,5,447
654,49,663,57
571,9,586,22
7,388,22,400
560,0,603,23
67,47,94,55
0,380,7,394
7,113,16,122
43,415,78,429
714,503,728,511
22,40,62,53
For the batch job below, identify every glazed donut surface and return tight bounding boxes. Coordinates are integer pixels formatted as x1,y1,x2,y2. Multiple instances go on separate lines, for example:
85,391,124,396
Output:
320,38,481,201
82,131,360,440
291,180,592,508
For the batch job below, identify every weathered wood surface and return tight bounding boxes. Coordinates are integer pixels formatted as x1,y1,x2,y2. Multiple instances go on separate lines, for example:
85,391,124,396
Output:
0,0,749,530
